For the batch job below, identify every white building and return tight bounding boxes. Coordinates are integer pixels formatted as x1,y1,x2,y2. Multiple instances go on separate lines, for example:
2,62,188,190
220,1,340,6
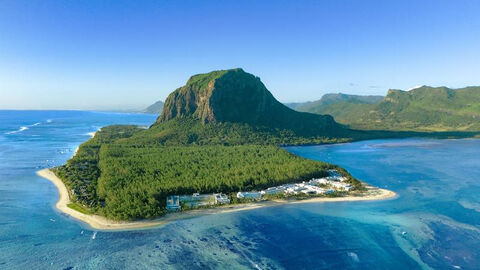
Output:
236,191,262,199
329,181,353,191
166,192,230,211
214,193,230,204
261,187,286,195
310,178,329,185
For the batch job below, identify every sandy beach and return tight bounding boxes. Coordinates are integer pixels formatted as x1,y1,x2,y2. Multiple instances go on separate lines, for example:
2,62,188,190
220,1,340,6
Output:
37,168,396,231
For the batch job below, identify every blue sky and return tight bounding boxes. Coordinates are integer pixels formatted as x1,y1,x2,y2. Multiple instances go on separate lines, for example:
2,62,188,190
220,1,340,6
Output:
1,0,479,110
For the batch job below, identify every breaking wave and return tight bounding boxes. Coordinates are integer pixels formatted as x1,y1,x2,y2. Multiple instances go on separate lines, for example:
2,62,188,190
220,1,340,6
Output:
5,122,41,135
5,126,29,134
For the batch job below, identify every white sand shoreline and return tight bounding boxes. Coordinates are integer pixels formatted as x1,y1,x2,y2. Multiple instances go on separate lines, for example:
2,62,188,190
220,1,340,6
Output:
37,168,396,231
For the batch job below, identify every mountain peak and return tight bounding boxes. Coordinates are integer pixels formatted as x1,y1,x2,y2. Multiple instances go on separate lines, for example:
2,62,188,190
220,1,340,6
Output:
157,69,341,135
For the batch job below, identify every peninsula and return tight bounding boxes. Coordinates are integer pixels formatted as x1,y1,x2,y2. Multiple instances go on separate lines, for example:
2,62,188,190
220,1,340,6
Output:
37,168,395,230
39,68,397,230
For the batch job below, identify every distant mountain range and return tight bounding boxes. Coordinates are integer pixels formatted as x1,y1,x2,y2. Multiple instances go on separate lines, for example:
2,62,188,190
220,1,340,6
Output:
291,86,480,131
285,93,383,111
142,100,164,114
286,93,383,124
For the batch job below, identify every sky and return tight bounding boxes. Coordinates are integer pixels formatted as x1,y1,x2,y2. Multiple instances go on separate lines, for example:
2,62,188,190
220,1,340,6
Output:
1,0,480,110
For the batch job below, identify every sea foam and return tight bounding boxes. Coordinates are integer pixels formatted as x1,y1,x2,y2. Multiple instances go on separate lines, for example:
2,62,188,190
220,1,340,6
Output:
5,126,29,135
5,122,44,135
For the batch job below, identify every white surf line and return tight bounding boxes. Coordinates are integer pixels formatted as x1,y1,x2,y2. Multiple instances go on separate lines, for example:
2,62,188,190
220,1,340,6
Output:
5,121,43,135
5,126,29,134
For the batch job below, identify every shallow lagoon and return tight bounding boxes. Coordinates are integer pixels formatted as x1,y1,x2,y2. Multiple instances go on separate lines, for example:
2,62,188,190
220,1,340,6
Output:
0,111,479,269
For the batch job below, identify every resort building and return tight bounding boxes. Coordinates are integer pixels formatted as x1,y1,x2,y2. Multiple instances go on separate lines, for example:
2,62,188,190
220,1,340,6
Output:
167,170,351,211
327,169,348,182
166,193,230,211
236,191,262,199
166,195,181,211
214,193,231,204
261,186,286,195
329,181,353,191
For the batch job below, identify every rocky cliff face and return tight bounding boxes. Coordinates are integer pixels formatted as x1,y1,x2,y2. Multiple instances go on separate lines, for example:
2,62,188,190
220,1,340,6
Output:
157,68,341,135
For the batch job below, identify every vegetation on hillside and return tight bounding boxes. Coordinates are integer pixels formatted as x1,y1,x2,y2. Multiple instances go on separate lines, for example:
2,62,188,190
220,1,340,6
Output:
158,68,342,136
296,87,480,131
293,93,383,123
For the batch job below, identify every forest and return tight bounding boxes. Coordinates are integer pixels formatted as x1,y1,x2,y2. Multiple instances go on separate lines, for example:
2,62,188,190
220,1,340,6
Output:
54,123,351,220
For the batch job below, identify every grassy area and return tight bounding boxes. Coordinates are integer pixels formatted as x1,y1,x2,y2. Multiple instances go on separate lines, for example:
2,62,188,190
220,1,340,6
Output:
67,202,90,214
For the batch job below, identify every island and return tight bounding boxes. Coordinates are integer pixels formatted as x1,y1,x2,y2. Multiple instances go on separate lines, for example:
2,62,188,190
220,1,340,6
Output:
38,68,398,230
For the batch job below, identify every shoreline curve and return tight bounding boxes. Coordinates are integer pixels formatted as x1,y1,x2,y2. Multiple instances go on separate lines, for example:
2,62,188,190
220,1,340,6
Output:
37,168,397,231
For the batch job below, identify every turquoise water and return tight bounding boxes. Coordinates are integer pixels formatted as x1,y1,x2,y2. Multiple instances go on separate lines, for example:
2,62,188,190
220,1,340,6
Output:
1,111,479,269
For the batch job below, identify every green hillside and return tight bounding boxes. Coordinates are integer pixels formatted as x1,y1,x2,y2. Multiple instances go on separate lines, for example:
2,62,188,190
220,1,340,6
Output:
297,87,480,131
295,93,383,123
358,86,480,131
53,69,360,220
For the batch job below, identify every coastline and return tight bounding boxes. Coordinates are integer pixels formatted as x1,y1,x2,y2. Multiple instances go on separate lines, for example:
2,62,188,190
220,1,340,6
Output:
73,131,96,156
37,168,396,231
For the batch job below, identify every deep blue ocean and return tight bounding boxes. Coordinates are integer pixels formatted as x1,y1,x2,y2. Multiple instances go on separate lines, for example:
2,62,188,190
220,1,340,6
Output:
1,111,479,269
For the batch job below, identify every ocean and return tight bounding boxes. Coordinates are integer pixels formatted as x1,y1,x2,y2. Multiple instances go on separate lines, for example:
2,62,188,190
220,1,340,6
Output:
0,110,479,269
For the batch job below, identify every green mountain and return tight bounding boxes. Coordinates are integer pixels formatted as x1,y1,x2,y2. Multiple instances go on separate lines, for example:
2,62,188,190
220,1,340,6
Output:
142,100,164,114
360,86,480,131
158,68,342,136
297,87,480,131
53,69,360,220
294,93,383,123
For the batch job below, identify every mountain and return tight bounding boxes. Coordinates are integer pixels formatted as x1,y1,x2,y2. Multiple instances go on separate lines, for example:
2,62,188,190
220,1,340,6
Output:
358,86,480,131
284,102,306,110
53,68,359,220
296,87,480,131
157,68,343,137
299,93,383,109
294,93,383,122
142,100,164,114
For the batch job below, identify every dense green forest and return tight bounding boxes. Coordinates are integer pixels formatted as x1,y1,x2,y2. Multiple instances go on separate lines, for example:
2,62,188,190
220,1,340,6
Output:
54,125,346,220
97,144,338,219
294,86,480,132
